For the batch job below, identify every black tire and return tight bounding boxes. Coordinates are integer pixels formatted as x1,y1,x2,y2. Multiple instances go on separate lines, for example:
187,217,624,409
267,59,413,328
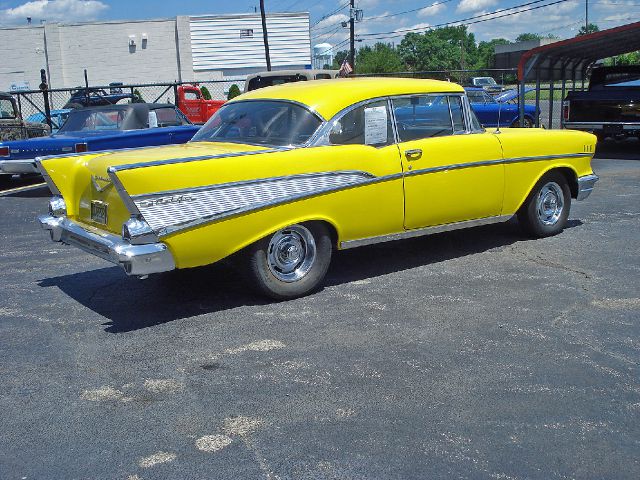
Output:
518,171,571,238
511,116,534,128
245,222,333,300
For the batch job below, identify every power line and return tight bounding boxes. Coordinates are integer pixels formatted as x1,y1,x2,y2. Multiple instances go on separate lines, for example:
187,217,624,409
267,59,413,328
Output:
358,0,573,40
311,2,350,28
363,0,456,22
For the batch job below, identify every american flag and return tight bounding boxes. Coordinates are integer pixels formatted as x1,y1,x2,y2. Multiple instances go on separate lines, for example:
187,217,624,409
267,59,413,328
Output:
338,59,353,77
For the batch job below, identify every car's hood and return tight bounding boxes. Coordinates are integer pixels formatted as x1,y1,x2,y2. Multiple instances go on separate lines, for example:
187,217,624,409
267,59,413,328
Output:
495,87,534,103
83,141,271,177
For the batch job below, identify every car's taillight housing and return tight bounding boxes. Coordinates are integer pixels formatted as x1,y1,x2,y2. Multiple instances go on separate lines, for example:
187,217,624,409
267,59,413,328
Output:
562,101,570,122
0,146,9,157
75,143,88,153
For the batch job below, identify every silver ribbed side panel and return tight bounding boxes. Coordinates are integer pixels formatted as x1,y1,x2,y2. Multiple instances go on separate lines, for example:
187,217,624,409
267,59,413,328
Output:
133,171,374,235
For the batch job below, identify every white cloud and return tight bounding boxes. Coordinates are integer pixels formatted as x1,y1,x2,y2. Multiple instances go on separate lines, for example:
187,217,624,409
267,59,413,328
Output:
1,0,108,24
418,2,447,17
456,0,498,14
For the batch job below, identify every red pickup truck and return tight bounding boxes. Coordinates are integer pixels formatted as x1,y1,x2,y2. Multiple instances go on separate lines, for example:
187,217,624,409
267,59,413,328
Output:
176,84,225,124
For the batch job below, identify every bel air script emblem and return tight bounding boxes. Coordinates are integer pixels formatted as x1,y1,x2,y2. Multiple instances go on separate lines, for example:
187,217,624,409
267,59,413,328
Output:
138,195,195,208
91,175,113,192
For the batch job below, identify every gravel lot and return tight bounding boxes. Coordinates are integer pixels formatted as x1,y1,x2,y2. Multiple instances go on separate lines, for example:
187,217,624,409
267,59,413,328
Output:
1,142,639,480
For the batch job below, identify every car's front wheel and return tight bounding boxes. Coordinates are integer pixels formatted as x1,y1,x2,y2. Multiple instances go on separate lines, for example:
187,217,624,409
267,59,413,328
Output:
245,222,333,300
518,171,571,237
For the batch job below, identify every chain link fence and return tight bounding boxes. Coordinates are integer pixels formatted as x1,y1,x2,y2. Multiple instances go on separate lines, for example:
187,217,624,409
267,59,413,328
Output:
11,70,587,130
11,79,245,126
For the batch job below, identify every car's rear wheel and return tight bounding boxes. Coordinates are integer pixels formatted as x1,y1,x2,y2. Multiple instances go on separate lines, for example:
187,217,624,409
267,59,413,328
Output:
245,222,332,300
518,171,571,237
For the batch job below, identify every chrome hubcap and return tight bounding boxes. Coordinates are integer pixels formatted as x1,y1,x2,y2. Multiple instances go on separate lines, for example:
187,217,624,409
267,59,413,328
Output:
267,225,316,282
536,181,564,226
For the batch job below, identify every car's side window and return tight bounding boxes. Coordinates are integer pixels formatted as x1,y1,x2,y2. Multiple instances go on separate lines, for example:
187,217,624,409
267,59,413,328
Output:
392,95,455,141
483,92,495,103
184,91,200,101
449,96,466,134
0,99,16,119
329,100,394,147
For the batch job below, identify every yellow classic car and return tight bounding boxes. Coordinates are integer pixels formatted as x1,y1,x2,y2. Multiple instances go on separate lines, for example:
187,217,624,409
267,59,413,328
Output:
38,78,598,299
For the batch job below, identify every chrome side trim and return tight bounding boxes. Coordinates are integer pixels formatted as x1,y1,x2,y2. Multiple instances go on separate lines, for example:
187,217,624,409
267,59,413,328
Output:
38,215,175,276
340,215,513,249
34,156,60,195
576,174,599,201
131,170,377,236
108,147,287,172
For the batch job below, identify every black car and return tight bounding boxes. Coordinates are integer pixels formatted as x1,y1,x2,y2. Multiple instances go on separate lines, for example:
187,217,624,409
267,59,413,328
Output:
63,86,139,109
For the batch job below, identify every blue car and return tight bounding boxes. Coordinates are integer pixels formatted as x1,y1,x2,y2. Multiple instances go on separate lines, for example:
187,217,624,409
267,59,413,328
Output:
465,87,538,128
27,109,72,133
0,103,199,178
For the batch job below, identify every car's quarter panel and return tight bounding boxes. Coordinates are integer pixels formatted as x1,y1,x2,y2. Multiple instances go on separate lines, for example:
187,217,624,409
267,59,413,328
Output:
494,128,597,214
400,133,505,229
110,144,405,269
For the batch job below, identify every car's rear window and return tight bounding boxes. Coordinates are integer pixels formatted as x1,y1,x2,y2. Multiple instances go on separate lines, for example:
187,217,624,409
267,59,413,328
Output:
191,100,322,147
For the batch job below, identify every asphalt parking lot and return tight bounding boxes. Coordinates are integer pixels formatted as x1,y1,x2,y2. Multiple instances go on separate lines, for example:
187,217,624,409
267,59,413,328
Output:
1,142,639,480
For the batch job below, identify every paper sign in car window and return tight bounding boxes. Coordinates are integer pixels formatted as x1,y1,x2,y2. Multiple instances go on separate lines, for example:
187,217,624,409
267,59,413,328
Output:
148,111,158,128
364,106,387,145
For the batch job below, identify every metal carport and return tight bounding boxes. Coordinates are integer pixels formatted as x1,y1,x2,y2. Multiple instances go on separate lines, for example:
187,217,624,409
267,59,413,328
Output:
517,21,640,128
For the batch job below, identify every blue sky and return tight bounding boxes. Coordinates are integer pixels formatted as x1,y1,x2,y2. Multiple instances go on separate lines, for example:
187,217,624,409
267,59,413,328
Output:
1,0,639,44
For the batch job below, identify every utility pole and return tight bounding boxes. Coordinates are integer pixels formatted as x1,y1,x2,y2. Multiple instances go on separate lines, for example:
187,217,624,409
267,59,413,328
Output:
349,0,355,73
585,0,589,34
260,0,272,71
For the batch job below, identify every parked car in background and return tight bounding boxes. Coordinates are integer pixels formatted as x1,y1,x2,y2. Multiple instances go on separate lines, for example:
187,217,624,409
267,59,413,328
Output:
38,78,598,299
563,65,640,140
244,69,339,92
465,87,538,127
27,109,72,133
0,103,198,179
63,87,138,109
0,91,49,144
470,76,503,94
176,84,225,124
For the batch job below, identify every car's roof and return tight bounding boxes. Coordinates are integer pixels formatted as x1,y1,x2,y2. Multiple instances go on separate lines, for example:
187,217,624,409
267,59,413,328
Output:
234,77,464,119
73,103,175,112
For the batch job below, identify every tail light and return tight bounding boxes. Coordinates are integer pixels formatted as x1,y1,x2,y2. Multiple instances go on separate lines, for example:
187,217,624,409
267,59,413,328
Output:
75,143,88,153
0,146,9,157
562,101,570,122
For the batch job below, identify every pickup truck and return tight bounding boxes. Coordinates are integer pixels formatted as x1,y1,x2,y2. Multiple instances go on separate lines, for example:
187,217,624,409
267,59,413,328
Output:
176,84,225,124
563,65,640,140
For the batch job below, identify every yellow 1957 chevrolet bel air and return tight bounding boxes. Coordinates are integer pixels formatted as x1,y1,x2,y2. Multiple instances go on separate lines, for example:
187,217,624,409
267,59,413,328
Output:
38,78,598,299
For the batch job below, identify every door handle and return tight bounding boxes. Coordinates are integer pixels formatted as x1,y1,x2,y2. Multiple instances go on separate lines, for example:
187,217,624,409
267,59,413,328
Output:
405,149,422,160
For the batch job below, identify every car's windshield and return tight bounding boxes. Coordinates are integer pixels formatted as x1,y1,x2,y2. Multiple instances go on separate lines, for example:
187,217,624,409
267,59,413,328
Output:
475,78,497,86
191,100,323,147
58,109,127,132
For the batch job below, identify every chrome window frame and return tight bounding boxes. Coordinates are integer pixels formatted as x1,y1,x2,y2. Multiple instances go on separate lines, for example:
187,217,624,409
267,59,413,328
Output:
390,93,469,140
309,97,395,148
309,91,483,148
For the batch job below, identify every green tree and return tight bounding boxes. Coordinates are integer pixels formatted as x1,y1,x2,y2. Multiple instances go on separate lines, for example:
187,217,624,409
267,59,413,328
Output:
200,86,212,100
397,26,479,75
356,43,404,74
332,50,349,69
604,51,640,66
227,84,241,100
475,38,510,69
132,89,144,103
515,33,543,42
577,23,599,36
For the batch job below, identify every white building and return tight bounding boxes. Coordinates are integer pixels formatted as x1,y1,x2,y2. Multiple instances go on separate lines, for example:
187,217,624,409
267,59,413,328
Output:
0,12,312,91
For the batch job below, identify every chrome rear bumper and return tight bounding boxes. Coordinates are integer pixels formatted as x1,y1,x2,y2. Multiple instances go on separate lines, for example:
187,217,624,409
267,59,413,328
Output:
38,215,175,276
0,159,39,174
577,174,599,201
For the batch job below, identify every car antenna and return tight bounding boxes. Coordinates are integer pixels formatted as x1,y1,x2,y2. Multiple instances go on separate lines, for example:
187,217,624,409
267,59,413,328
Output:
495,94,502,134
